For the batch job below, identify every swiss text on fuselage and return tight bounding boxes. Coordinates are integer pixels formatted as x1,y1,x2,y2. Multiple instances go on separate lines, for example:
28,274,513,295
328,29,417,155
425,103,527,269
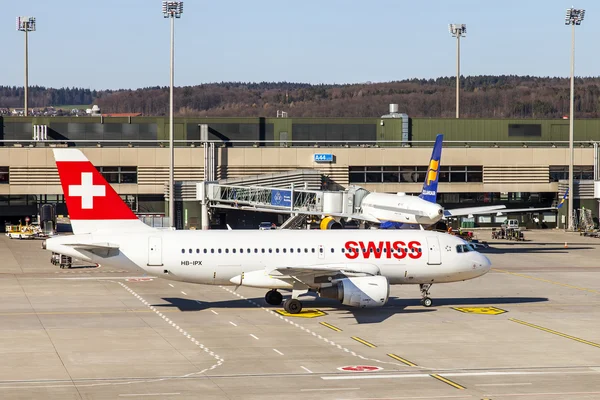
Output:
344,240,422,260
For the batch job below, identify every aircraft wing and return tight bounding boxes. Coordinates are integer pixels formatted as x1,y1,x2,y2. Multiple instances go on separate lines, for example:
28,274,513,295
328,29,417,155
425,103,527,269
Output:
268,264,381,288
63,243,120,257
445,205,559,217
271,263,380,278
444,205,506,217
238,206,381,223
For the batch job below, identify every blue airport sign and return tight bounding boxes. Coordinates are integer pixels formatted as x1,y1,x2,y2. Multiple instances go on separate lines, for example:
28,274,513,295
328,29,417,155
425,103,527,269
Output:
314,153,334,162
271,189,292,207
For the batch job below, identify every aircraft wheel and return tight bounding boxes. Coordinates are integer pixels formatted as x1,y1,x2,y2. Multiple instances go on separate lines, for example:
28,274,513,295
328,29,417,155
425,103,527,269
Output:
265,290,283,306
283,299,303,314
421,297,433,307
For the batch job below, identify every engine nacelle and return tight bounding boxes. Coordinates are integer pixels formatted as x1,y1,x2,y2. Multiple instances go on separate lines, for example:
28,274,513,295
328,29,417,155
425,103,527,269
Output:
320,216,342,230
320,276,389,308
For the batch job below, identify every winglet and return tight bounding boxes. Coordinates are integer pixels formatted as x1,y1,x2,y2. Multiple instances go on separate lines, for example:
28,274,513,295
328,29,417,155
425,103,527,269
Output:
418,134,443,203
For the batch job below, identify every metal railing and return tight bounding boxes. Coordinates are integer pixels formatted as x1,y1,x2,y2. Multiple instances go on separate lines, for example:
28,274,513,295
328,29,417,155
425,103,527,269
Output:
0,139,598,148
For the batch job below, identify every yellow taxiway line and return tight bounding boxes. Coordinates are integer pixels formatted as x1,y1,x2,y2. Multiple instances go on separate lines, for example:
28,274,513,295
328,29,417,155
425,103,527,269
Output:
319,322,342,332
351,336,377,348
430,373,466,390
387,353,418,367
493,268,600,294
510,318,600,348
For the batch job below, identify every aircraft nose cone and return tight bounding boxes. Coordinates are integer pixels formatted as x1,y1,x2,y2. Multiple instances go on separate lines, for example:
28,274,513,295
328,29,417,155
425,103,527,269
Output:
476,253,492,275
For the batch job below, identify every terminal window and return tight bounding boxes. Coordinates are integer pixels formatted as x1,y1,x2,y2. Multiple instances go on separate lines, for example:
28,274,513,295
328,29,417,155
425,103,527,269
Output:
349,166,482,184
550,166,593,181
0,167,8,184
97,166,138,184
508,124,542,137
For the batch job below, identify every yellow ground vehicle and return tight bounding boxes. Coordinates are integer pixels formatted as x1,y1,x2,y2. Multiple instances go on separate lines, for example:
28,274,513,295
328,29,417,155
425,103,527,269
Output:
5,224,36,240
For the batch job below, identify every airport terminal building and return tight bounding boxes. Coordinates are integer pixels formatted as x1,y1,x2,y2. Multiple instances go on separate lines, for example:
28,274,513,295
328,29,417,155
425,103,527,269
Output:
1,112,599,229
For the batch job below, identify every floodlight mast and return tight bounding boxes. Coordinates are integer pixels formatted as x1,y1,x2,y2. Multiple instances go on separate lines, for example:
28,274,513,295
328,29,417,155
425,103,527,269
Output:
16,17,36,117
449,24,466,119
162,1,183,229
565,8,585,231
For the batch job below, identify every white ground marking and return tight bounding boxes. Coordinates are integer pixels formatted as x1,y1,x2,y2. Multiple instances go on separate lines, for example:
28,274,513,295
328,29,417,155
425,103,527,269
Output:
300,366,313,373
0,282,225,391
168,284,174,287
476,383,532,387
300,388,360,392
117,282,223,373
486,391,600,397
322,370,600,380
272,348,284,356
210,310,218,315
338,396,473,400
181,291,187,295
119,393,181,397
229,321,238,327
219,286,419,370
249,334,259,340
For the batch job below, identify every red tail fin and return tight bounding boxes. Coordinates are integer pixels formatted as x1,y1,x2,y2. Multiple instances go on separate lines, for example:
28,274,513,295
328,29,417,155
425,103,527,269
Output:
53,149,150,233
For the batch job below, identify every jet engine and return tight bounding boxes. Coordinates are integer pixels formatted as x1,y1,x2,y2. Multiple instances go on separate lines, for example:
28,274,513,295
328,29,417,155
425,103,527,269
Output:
320,216,342,230
320,276,389,308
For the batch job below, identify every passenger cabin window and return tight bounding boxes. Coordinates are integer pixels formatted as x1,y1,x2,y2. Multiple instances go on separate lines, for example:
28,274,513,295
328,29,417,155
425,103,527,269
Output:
181,249,185,254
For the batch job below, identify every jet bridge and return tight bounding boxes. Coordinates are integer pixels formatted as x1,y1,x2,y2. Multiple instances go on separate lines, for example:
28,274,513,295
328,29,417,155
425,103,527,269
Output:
197,182,370,230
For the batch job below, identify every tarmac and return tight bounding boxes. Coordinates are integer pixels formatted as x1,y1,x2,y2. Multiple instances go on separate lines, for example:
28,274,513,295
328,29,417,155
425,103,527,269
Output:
1,229,600,399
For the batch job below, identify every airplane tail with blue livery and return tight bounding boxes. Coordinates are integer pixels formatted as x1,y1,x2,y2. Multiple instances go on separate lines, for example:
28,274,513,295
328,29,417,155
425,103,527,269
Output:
418,134,443,204
557,188,568,209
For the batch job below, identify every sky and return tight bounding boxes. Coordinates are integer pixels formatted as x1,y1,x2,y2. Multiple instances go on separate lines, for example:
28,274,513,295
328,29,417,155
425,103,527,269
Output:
1,0,598,90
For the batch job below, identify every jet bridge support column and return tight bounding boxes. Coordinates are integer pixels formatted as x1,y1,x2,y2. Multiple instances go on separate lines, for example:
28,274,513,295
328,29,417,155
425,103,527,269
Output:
198,181,210,230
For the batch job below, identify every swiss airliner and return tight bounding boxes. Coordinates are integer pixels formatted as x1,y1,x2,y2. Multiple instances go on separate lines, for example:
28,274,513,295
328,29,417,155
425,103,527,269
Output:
44,149,491,314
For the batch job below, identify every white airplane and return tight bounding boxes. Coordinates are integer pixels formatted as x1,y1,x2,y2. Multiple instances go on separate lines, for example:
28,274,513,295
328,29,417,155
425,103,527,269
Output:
44,149,491,314
256,134,563,229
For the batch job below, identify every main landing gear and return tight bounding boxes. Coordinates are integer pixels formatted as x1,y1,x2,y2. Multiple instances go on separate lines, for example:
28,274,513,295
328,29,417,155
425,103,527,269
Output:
283,298,302,314
264,290,303,314
420,284,433,307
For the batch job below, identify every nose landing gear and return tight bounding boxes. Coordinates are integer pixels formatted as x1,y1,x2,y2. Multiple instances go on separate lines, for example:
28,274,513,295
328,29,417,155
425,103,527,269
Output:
420,284,433,307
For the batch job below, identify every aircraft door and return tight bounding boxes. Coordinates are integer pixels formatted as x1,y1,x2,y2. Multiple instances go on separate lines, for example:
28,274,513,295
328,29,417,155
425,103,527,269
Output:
426,237,441,265
148,237,163,266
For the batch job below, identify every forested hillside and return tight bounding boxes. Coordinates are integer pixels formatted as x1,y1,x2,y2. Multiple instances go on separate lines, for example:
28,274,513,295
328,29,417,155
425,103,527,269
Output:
1,76,599,118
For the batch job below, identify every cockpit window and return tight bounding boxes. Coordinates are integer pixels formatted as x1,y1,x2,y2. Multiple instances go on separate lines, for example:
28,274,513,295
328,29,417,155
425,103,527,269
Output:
456,244,475,253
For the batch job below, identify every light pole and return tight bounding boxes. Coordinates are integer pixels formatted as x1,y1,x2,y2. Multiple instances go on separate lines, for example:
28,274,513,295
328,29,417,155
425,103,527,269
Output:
449,24,466,119
565,8,585,231
16,16,36,117
162,1,183,229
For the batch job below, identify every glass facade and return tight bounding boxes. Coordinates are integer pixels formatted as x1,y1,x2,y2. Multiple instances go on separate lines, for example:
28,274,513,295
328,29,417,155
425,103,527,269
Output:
349,166,483,184
0,167,8,184
97,166,138,184
550,166,594,181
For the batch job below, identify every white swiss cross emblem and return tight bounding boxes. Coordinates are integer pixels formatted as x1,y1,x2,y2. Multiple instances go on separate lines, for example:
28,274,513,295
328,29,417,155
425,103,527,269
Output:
69,172,106,209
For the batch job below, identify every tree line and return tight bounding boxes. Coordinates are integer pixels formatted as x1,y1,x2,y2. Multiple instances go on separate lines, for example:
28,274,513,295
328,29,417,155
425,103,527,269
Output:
1,76,599,118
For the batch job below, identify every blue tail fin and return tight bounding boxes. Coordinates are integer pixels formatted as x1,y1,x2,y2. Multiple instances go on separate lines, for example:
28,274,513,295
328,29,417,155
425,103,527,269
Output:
557,188,569,209
418,134,443,203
